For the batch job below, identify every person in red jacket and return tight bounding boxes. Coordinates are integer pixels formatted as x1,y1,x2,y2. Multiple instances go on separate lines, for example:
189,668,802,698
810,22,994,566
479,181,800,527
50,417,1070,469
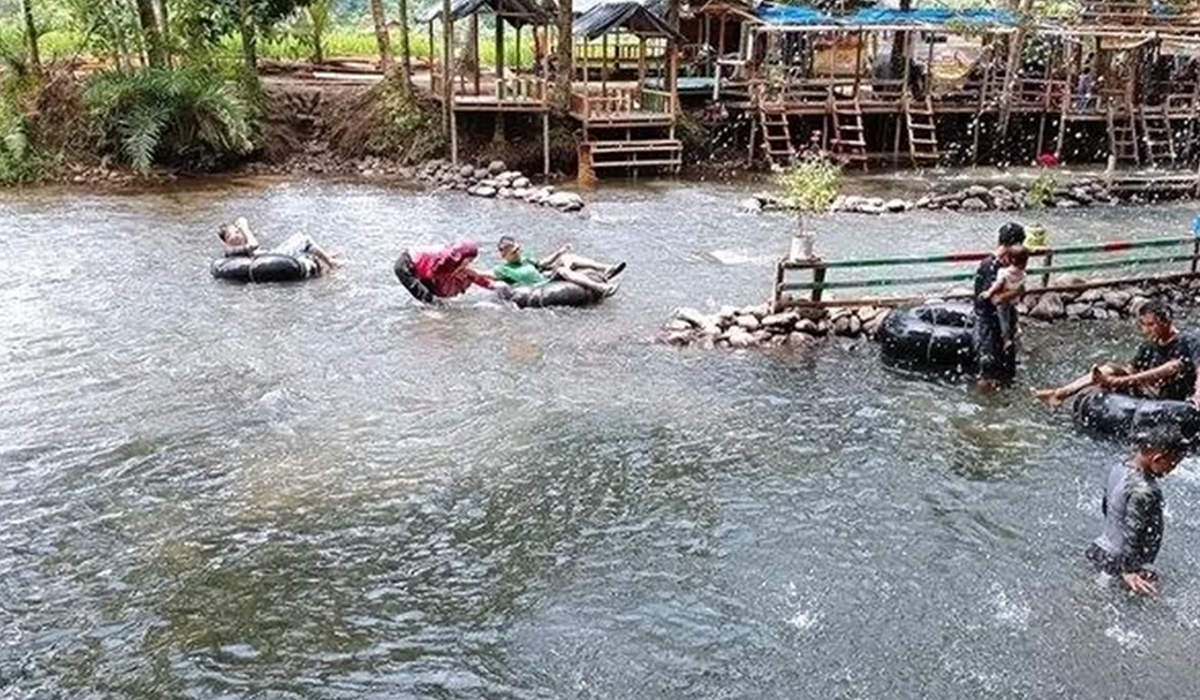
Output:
394,241,493,304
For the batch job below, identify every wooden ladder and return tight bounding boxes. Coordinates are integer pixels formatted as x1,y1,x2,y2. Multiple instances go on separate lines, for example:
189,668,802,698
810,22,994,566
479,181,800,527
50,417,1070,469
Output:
759,107,793,167
1107,104,1140,164
905,93,939,167
831,98,868,170
1139,104,1176,166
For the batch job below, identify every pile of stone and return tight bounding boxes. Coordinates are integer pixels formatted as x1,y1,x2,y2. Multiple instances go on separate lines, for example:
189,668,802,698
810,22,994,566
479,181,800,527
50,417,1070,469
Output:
658,303,891,350
415,159,586,212
743,180,1120,215
658,278,1200,351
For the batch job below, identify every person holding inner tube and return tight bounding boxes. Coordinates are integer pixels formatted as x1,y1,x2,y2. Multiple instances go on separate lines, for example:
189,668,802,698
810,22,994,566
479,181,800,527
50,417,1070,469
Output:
1034,301,1200,408
492,235,624,297
393,241,494,304
217,217,341,273
1086,426,1188,595
973,222,1027,391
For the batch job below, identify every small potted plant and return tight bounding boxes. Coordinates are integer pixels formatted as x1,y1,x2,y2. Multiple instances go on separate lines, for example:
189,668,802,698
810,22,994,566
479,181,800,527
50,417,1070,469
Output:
778,147,843,261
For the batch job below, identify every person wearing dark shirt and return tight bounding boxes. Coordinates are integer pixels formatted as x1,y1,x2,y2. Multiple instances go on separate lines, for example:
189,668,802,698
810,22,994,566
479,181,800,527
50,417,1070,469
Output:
1035,301,1200,407
1087,427,1187,595
974,222,1027,391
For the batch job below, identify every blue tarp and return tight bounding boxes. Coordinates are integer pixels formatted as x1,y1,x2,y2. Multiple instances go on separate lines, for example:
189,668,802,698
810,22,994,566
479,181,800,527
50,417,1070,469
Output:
844,7,1019,27
753,4,1019,28
756,4,831,26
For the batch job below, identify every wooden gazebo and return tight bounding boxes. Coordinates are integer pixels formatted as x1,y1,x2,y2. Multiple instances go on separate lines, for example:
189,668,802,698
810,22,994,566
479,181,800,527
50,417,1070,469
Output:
570,2,685,175
427,0,557,173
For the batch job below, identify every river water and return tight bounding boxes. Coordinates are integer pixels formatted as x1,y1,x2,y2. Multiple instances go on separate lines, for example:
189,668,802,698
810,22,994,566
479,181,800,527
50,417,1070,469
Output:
3,178,1200,699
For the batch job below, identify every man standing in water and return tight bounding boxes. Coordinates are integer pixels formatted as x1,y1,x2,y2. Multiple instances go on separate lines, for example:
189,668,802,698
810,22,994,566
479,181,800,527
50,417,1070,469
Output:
974,222,1026,391
1087,427,1187,595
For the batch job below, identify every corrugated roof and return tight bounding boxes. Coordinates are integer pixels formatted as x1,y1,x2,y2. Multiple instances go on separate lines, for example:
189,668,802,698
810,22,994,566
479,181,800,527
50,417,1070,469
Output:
573,2,684,39
424,0,554,26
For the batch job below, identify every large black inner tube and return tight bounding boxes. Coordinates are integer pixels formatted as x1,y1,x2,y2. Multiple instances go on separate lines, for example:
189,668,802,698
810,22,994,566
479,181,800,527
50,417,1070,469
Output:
496,278,606,309
1070,388,1200,449
210,254,316,283
393,252,439,304
877,301,977,373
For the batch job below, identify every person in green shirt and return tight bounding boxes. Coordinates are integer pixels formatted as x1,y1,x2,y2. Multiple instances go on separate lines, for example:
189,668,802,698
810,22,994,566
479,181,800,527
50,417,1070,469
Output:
493,236,625,296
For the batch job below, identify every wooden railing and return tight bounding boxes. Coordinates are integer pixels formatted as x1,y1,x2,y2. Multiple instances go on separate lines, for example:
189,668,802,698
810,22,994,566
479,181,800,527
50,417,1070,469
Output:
429,71,548,105
574,41,667,70
773,237,1200,310
570,86,675,119
496,76,547,102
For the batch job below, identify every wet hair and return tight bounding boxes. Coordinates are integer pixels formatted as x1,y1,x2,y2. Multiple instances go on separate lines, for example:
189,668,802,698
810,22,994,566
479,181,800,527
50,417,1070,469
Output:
217,223,238,242
998,222,1026,246
1135,425,1189,456
1139,300,1173,324
1006,245,1030,269
497,235,519,252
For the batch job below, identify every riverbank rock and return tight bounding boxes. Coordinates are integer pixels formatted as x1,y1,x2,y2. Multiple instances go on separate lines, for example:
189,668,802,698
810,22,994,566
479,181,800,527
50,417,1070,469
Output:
414,159,585,214
763,176,1176,216
657,279,1197,351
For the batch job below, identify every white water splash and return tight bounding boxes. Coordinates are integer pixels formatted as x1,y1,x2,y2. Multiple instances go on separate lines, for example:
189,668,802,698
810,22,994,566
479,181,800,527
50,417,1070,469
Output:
990,586,1031,630
1103,623,1147,651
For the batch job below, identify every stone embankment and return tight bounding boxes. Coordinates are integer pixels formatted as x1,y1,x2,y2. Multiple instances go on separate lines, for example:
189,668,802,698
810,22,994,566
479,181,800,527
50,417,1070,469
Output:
658,277,1200,350
743,180,1124,215
415,159,585,212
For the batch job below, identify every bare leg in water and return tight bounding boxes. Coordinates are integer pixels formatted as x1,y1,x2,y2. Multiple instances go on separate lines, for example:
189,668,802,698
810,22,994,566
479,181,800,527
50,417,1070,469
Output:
1033,363,1131,407
555,252,626,280
555,268,619,297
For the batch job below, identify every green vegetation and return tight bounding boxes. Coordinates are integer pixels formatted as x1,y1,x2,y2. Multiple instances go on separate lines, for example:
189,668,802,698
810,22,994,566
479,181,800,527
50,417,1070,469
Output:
0,0,543,181
779,154,843,215
84,65,259,173
363,74,442,161
0,76,36,182
1027,171,1057,208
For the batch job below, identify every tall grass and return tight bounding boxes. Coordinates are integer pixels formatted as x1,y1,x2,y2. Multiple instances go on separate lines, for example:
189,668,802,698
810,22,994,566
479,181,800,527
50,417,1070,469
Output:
250,26,536,68
0,19,535,69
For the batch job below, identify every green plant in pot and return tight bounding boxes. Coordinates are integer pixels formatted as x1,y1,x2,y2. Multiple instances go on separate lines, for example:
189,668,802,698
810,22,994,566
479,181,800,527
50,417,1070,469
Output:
778,153,843,260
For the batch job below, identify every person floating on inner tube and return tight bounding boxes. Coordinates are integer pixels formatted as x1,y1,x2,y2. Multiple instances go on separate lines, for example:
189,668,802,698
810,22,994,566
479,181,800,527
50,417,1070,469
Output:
1034,301,1200,408
979,244,1029,353
393,241,494,304
973,222,1027,391
492,235,625,298
1086,426,1188,596
217,217,341,273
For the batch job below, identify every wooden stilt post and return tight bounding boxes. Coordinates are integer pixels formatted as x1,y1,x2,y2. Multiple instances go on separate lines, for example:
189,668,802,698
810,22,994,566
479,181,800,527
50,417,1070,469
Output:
472,12,480,95
442,12,454,141
601,33,608,96
495,8,504,95
543,111,550,176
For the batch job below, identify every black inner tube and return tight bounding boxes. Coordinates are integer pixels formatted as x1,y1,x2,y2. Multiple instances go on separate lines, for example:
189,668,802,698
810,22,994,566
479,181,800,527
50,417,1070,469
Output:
211,254,314,283
393,252,440,304
877,301,977,373
495,274,606,309
1071,388,1200,449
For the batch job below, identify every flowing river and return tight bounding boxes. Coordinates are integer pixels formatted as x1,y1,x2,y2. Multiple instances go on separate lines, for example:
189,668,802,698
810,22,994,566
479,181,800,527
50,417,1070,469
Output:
2,178,1200,699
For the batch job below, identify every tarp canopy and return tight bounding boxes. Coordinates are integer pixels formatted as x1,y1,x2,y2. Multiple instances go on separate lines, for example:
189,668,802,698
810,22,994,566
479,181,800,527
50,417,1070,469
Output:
751,4,1019,30
424,0,554,26
843,7,1019,27
573,2,685,39
756,4,830,26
